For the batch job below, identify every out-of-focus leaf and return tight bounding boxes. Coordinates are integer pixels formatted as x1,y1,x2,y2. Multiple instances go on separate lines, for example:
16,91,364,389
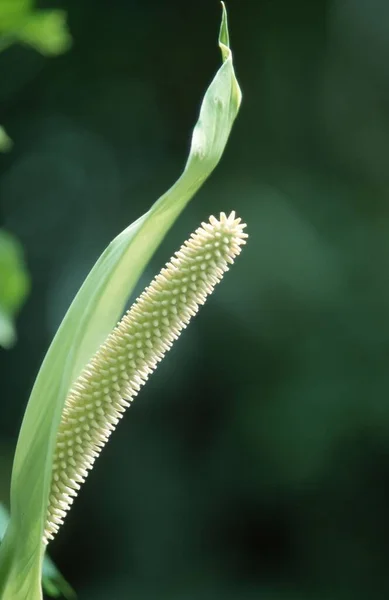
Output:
0,1,71,57
41,557,76,600
0,5,241,599
0,127,12,152
0,2,71,152
0,230,30,349
0,308,16,349
0,504,75,599
0,0,32,29
12,10,72,56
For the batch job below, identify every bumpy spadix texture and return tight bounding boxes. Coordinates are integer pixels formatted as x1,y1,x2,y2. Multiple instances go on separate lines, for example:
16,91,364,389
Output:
44,211,247,543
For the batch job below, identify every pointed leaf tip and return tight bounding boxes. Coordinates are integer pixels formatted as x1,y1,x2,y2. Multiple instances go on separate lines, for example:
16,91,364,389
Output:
219,2,230,52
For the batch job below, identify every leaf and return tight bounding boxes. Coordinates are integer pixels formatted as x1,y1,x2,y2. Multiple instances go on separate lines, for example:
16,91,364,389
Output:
0,2,71,57
0,504,75,599
0,5,241,599
0,3,71,155
0,127,13,152
41,557,76,600
0,230,30,349
13,10,72,56
0,307,16,349
0,0,32,30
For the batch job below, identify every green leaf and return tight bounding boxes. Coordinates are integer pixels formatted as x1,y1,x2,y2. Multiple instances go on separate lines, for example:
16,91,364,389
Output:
0,504,75,599
0,5,241,599
0,230,30,349
0,127,13,152
41,557,76,600
0,2,71,57
0,3,71,154
0,307,16,349
12,10,72,56
0,0,32,30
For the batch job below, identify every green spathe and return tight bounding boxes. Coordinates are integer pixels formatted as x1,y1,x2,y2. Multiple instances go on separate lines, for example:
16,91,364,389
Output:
0,4,241,599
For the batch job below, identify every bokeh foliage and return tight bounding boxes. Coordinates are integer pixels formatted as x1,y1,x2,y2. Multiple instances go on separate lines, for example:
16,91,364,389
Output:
0,229,29,348
2,0,389,599
0,0,71,150
0,0,70,347
0,0,70,57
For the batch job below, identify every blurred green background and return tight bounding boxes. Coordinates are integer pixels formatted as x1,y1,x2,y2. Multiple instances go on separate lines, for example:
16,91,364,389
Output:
2,0,389,599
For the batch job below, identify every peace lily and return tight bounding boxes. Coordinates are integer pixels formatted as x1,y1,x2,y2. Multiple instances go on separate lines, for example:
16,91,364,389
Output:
0,4,243,598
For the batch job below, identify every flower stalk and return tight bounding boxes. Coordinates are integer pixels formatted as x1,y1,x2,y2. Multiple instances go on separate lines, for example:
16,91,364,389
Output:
44,211,247,543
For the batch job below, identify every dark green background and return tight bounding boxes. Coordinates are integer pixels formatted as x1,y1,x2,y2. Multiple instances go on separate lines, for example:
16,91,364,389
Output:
2,0,389,598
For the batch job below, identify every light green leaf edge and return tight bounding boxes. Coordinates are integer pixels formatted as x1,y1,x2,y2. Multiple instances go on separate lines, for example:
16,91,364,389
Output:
0,504,75,599
0,5,241,599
